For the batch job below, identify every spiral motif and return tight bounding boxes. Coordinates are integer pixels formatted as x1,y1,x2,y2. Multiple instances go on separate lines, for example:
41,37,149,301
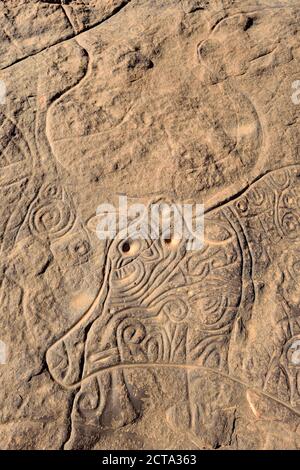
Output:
279,210,300,240
117,319,147,363
190,292,228,327
160,297,189,323
76,378,102,420
119,320,146,346
29,200,75,240
39,182,63,200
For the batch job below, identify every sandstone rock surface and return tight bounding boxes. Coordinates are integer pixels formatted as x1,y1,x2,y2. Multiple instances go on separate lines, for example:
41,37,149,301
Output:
1,0,300,449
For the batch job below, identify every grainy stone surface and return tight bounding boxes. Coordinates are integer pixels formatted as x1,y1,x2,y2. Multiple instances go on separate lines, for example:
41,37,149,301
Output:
1,0,300,450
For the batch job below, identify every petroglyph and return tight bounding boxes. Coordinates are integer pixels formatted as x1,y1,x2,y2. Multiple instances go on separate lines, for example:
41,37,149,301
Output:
1,0,300,450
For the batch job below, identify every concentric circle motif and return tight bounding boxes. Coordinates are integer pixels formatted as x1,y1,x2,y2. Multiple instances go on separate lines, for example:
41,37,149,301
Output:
29,200,75,240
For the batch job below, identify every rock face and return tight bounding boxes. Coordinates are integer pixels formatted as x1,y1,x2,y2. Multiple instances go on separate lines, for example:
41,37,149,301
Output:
1,0,300,450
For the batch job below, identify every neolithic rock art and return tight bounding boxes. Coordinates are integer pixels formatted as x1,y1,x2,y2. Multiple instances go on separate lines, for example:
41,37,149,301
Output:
1,0,300,450
45,165,300,448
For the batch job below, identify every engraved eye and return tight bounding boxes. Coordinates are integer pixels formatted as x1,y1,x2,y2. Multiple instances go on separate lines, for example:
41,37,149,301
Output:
120,239,143,256
122,241,131,253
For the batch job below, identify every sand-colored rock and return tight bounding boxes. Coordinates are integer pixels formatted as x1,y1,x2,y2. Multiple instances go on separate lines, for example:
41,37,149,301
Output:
1,0,300,449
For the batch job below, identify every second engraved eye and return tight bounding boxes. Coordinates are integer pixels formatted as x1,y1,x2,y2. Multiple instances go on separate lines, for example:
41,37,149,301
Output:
162,234,181,250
